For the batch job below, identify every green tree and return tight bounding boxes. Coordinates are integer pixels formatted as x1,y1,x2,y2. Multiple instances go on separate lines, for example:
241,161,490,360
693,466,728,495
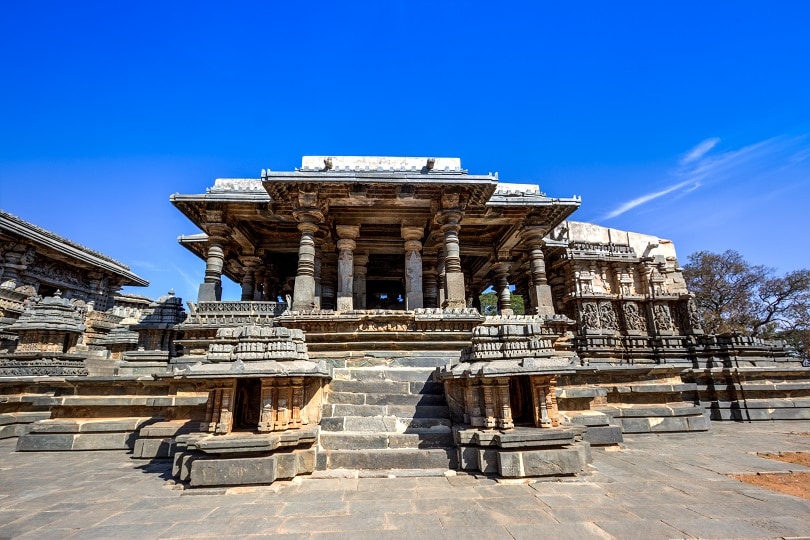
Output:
683,250,810,358
478,291,525,315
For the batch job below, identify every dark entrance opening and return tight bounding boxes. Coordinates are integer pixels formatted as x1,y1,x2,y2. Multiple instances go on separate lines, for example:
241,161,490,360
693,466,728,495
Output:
233,378,262,431
366,254,406,309
509,376,534,426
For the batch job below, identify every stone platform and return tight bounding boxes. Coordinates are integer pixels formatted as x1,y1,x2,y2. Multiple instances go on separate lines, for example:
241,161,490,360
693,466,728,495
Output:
1,421,809,539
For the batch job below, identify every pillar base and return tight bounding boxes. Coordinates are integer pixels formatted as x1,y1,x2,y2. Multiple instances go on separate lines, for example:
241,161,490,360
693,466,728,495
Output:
198,282,221,302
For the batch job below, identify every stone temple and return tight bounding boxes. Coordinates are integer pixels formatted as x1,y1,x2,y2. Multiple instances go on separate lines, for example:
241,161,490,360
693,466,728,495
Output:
1,156,807,487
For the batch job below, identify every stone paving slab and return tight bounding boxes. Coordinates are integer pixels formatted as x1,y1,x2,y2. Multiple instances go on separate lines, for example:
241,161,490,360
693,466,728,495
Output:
1,421,810,539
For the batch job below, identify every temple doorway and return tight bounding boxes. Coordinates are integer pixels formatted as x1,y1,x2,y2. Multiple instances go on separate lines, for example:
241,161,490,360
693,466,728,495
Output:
509,376,534,426
233,378,262,431
366,254,406,310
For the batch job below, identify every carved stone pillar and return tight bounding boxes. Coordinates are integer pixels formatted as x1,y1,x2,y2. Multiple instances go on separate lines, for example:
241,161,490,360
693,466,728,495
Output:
436,246,446,308
198,225,229,302
521,227,555,316
492,260,513,316
336,225,359,312
423,261,438,309
314,239,324,310
481,379,497,428
465,380,483,426
258,380,276,432
208,383,235,434
353,252,368,310
402,226,424,310
320,261,336,311
439,210,465,308
240,256,261,301
495,378,514,429
292,221,321,311
253,269,265,300
291,376,304,428
275,381,291,431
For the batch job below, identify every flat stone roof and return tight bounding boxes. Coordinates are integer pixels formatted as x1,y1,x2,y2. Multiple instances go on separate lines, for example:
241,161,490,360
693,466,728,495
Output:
300,156,462,172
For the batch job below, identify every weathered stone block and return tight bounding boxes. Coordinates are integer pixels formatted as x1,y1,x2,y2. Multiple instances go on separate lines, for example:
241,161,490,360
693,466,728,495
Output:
331,404,387,417
190,455,279,487
16,433,76,451
649,417,688,432
618,417,652,433
133,438,174,458
388,405,449,418
686,415,711,431
582,425,623,445
319,432,389,450
326,392,365,405
497,444,590,477
330,380,409,394
275,453,298,479
388,432,453,449
477,448,499,473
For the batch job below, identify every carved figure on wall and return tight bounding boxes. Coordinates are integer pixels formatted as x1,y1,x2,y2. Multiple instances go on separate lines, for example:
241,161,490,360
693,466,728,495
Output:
623,302,646,331
653,304,673,332
599,302,617,330
687,298,702,331
581,302,599,329
20,246,36,265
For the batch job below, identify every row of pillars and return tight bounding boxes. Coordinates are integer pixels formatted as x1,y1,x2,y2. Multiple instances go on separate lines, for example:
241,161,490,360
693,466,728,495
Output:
198,218,555,316
486,227,555,317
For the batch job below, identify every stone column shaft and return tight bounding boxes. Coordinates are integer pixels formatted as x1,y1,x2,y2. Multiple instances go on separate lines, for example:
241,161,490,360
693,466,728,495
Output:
198,231,227,302
522,228,555,316
353,252,368,310
493,261,513,316
440,212,466,308
292,221,319,311
402,226,424,310
336,225,360,312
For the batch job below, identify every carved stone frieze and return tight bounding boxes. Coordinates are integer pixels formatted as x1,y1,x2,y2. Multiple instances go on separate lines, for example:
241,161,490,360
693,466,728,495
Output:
621,301,647,334
652,303,674,334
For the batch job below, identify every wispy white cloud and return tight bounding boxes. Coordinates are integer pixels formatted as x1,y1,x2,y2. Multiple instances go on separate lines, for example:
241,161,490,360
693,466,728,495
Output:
681,137,720,165
131,259,164,272
171,264,200,300
603,180,696,219
602,135,807,220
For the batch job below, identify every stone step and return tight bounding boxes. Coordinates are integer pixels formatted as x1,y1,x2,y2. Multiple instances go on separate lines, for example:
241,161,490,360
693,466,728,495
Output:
326,392,447,406
320,416,452,432
328,379,443,396
319,429,454,450
332,367,438,383
320,448,458,470
322,404,450,418
342,353,454,369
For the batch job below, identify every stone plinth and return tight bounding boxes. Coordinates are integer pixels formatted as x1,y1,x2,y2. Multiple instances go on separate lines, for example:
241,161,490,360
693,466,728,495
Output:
172,425,319,487
454,426,591,477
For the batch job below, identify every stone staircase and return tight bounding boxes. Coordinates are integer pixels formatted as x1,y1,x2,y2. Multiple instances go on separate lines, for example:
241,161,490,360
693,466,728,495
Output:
317,360,458,473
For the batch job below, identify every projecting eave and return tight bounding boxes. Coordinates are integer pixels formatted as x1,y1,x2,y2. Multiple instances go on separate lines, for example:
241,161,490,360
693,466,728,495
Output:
177,233,209,260
262,170,499,207
0,211,148,287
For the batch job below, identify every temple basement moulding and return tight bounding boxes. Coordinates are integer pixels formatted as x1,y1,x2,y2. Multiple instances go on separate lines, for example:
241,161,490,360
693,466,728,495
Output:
2,156,808,487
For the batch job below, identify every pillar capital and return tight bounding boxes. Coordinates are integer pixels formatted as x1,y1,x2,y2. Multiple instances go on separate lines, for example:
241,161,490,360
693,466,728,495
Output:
336,225,360,240
336,238,356,252
520,226,548,246
239,255,263,269
401,225,424,242
296,220,320,235
437,210,463,229
204,223,231,241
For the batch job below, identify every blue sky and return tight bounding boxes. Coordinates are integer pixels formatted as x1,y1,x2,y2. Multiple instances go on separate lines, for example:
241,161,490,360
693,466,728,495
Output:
1,2,809,303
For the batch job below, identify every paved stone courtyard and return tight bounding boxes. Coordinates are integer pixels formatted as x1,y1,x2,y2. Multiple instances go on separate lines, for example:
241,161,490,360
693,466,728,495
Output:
2,421,810,539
